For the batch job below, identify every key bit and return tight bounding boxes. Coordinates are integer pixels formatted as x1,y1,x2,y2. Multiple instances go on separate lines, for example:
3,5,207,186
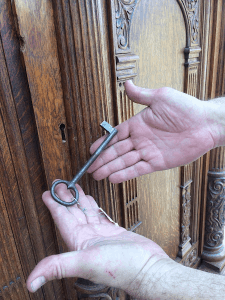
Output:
100,121,114,133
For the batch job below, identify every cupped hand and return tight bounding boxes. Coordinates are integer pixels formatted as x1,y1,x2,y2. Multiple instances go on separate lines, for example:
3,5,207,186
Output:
26,183,169,296
87,80,214,183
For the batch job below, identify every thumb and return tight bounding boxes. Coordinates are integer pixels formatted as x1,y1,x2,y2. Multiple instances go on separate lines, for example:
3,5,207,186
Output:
26,244,135,293
26,242,155,293
124,80,157,106
26,251,91,293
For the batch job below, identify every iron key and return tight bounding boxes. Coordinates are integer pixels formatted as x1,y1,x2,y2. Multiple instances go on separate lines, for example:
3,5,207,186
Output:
51,121,118,206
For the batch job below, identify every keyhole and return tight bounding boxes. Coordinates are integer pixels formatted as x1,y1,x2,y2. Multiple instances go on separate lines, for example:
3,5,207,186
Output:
59,124,66,143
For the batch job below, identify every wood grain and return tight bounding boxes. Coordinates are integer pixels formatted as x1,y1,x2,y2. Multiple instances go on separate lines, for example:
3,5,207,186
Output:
128,0,186,258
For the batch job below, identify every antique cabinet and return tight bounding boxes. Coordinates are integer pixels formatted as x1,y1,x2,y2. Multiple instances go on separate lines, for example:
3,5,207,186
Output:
0,0,225,299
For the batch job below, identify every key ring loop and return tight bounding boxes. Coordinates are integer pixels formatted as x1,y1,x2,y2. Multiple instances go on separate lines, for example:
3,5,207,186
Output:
50,180,79,206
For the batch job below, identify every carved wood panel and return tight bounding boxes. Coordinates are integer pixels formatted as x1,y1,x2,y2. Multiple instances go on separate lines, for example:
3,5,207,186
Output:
112,0,142,231
0,0,224,299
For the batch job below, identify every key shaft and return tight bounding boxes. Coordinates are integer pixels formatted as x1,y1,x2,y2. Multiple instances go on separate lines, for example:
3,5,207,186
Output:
68,126,117,187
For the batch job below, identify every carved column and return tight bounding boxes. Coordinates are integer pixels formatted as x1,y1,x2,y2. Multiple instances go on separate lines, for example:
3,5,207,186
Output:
201,0,225,272
202,148,225,272
176,0,201,267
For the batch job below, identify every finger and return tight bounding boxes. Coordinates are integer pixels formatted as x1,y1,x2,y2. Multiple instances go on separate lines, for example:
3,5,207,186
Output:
26,251,94,293
54,182,77,203
27,249,113,293
43,184,87,226
27,248,122,293
26,244,137,293
125,80,157,106
92,151,141,181
42,191,85,228
88,138,134,173
87,196,114,225
77,193,101,224
107,161,154,183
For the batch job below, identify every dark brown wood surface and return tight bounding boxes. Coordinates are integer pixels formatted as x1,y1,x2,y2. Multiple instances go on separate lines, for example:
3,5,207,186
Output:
0,0,225,299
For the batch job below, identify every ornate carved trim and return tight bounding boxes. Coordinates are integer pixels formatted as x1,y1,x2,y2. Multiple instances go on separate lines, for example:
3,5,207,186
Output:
176,0,201,97
176,243,200,267
202,171,225,271
74,279,112,299
181,180,192,244
177,0,200,47
74,279,129,300
116,53,139,82
185,0,199,45
178,180,192,258
204,172,225,249
115,0,139,52
182,248,198,266
113,0,140,231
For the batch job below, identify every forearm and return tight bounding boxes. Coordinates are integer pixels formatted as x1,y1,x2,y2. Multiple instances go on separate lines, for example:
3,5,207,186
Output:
131,258,225,300
205,97,225,148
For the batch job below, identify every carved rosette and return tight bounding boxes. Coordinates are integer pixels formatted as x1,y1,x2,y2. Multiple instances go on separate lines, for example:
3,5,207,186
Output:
204,175,225,248
182,248,198,267
115,0,139,51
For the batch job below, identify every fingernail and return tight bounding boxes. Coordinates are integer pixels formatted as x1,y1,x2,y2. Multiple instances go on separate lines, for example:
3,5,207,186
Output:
31,276,46,292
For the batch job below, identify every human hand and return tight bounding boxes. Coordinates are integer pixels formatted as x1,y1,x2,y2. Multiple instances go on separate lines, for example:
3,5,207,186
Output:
87,80,215,183
26,183,169,298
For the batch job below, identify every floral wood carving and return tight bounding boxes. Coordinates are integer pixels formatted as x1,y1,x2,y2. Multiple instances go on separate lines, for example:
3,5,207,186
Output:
115,0,139,51
182,248,197,266
204,174,225,248
181,181,192,244
178,0,199,45
186,0,199,44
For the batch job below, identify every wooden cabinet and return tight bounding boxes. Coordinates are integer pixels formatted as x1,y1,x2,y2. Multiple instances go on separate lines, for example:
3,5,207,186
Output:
0,0,225,299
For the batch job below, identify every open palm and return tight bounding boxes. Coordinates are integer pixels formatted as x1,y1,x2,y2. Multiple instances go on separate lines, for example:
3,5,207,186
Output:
42,183,131,251
26,183,168,294
88,81,214,183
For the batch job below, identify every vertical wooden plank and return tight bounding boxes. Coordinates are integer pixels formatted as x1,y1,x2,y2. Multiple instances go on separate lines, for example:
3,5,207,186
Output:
0,185,30,300
0,34,54,299
207,0,223,100
0,1,69,297
13,0,72,184
12,1,80,298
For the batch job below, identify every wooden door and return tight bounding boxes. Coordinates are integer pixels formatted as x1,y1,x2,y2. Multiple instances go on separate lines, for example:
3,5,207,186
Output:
0,0,223,299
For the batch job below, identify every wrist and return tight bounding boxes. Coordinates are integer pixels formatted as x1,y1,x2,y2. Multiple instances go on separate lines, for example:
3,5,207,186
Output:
204,97,225,148
125,255,174,300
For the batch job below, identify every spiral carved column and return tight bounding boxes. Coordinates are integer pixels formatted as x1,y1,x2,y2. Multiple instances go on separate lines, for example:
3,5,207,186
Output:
202,147,225,272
